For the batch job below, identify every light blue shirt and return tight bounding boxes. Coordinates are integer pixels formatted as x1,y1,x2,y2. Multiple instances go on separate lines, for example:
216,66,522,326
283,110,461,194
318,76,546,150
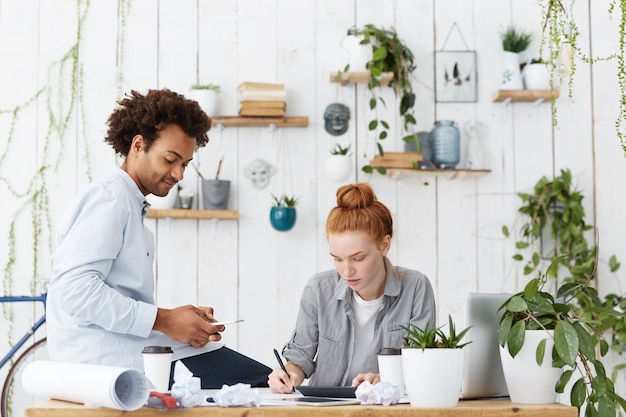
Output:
47,168,219,370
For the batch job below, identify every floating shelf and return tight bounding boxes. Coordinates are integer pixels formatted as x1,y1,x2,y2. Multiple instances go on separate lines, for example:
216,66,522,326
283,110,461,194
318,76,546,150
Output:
211,116,308,128
375,168,492,180
146,209,239,220
492,89,559,103
330,71,394,86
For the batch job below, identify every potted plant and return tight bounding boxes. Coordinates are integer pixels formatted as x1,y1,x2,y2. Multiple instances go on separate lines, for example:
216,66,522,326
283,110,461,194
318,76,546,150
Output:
497,265,626,414
269,194,299,232
523,58,551,90
400,315,471,407
325,143,352,183
188,83,220,116
345,24,418,175
500,26,533,90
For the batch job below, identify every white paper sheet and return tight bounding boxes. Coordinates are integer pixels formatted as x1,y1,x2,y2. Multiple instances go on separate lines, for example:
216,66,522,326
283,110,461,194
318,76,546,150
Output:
22,360,151,411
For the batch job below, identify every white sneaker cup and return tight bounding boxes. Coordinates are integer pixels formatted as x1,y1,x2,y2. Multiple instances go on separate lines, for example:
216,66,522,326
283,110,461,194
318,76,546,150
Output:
378,347,405,396
142,346,173,392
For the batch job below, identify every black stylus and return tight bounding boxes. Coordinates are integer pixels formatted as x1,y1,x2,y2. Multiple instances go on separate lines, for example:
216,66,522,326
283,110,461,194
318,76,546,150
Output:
273,348,295,393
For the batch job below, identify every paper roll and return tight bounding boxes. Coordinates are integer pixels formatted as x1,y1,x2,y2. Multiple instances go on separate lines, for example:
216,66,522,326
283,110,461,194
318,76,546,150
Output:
22,360,150,411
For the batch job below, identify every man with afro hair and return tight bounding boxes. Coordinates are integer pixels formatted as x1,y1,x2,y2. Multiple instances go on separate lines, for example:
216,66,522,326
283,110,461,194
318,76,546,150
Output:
47,89,270,389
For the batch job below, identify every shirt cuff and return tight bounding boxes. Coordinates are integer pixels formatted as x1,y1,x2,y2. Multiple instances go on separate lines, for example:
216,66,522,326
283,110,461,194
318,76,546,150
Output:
129,301,158,338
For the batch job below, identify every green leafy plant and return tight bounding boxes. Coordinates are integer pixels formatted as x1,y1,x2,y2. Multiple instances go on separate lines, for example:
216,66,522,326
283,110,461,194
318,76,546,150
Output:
271,194,299,208
497,266,626,416
500,26,533,52
190,83,221,93
401,315,472,350
330,144,352,156
345,24,417,175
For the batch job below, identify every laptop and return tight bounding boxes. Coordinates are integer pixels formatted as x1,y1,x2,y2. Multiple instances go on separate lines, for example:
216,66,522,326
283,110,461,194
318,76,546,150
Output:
461,292,511,399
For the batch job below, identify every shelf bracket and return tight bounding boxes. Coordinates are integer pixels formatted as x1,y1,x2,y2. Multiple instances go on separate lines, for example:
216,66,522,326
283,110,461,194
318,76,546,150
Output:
532,98,544,108
268,123,278,134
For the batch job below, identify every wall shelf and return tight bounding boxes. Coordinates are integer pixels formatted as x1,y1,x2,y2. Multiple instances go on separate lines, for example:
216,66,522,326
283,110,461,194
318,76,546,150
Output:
146,209,239,220
492,89,559,104
329,71,394,86
211,116,308,128
376,168,492,180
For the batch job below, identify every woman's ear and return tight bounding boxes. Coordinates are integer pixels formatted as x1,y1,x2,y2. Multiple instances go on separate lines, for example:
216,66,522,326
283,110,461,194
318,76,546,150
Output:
380,234,391,255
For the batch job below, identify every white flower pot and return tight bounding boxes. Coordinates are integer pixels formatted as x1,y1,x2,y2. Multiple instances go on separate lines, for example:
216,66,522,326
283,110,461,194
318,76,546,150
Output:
341,35,372,72
325,154,352,182
501,51,530,90
187,89,218,116
402,348,463,407
499,330,562,404
523,63,551,90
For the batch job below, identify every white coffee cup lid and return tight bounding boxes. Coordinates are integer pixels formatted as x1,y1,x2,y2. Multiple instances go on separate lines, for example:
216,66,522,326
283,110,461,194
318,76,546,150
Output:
142,346,173,354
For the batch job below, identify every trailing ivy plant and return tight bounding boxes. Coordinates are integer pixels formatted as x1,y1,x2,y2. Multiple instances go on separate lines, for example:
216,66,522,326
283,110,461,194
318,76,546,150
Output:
345,24,418,175
502,169,626,375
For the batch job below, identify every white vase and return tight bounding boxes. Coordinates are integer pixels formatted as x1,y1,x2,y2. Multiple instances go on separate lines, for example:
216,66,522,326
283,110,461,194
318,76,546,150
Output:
187,89,218,116
402,348,464,407
499,330,563,404
341,35,372,72
325,154,352,182
146,187,178,209
501,51,530,90
523,63,551,90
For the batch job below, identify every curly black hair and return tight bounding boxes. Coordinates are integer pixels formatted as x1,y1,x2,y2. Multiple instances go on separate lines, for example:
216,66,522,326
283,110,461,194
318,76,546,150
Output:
104,88,211,156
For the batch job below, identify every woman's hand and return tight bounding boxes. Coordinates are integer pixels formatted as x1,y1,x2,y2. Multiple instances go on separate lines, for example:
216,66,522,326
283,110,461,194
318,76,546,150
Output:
267,362,305,393
352,372,380,386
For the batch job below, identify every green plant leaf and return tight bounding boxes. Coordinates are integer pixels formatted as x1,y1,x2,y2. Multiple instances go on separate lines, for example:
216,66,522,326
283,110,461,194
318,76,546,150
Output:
368,120,378,130
536,337,547,365
570,377,587,409
506,320,526,357
556,369,573,393
554,321,578,366
506,295,528,312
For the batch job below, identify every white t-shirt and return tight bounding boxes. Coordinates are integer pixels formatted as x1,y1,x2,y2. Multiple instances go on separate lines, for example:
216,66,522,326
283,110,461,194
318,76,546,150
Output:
347,292,384,382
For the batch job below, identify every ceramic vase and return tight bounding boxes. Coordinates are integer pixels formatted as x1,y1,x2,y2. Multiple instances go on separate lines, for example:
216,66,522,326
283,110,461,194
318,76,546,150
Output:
201,179,230,210
499,330,562,404
402,348,464,407
428,120,460,169
270,207,296,232
325,154,352,183
501,51,530,90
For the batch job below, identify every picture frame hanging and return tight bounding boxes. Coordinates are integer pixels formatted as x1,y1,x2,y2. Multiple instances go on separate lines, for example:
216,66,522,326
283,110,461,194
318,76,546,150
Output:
435,50,478,103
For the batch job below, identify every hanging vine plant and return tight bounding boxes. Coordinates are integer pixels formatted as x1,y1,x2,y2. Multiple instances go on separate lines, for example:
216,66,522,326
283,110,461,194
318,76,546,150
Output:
538,0,626,150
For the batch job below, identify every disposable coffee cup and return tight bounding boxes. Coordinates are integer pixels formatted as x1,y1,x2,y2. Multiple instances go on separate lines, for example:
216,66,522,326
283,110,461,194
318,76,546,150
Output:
378,347,405,396
142,346,173,392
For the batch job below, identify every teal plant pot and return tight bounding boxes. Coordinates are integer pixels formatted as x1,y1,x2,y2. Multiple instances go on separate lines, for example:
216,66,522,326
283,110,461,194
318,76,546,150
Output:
270,207,297,232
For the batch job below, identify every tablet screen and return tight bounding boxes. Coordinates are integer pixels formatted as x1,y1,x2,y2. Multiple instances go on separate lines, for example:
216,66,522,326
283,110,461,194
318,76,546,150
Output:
296,386,357,398
295,397,361,407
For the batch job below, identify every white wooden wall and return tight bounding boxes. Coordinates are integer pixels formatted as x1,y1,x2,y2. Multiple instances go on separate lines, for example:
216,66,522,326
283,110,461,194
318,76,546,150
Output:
1,0,626,387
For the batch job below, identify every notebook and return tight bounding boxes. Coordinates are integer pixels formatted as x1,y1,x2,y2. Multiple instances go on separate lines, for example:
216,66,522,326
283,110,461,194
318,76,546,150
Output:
461,292,511,399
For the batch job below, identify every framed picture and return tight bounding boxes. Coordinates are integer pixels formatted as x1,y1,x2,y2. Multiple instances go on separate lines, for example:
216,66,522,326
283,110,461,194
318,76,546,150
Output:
435,51,477,103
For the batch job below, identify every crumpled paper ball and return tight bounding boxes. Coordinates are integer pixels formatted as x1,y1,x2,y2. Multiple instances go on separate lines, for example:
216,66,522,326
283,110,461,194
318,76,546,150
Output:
213,383,261,407
355,381,401,406
170,361,205,408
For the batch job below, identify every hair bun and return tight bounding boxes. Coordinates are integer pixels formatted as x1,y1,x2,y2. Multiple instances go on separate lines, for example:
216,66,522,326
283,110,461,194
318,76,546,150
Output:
336,183,375,210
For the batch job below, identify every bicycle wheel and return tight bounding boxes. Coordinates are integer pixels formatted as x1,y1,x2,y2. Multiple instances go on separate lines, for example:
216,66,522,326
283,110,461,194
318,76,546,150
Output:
1,338,48,417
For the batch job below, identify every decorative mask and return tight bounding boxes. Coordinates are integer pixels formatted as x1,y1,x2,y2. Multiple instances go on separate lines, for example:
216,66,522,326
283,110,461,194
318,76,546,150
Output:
323,103,350,136
244,158,275,190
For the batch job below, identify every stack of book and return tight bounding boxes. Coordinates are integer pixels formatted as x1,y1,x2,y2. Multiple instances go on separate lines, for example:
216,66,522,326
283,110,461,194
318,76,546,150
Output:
238,82,286,117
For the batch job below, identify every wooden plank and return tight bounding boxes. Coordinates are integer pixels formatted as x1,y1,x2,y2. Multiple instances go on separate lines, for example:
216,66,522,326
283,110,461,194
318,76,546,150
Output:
491,89,560,102
370,152,424,169
211,116,309,127
25,399,578,417
146,209,239,220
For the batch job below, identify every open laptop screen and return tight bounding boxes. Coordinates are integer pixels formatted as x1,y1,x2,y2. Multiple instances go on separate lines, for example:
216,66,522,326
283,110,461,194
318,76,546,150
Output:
461,292,511,399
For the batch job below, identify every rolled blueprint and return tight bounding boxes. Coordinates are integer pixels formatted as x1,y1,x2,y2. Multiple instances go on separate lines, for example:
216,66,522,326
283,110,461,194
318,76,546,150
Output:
22,360,150,411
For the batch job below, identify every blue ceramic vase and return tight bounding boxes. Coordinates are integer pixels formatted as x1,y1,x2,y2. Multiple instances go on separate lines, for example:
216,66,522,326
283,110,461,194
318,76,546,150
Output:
428,120,460,169
270,207,297,232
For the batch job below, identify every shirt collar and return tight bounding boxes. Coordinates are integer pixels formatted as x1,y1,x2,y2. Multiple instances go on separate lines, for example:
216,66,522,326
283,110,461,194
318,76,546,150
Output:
112,167,150,216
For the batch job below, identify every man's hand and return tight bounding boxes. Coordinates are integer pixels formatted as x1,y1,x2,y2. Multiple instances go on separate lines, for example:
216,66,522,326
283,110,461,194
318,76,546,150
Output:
154,305,224,347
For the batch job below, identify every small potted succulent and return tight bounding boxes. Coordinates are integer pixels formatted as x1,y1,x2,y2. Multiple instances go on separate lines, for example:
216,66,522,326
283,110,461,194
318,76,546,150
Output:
188,83,221,116
269,194,299,232
325,143,353,183
499,26,533,90
400,315,471,407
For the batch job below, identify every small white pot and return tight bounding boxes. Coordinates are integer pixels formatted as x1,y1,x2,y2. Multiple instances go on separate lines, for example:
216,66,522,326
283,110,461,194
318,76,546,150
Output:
500,330,562,404
187,89,218,116
341,35,372,72
402,348,464,407
524,63,551,90
325,154,352,183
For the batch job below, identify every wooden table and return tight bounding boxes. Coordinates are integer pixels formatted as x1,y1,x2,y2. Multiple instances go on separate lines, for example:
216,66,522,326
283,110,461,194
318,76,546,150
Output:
26,399,577,417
